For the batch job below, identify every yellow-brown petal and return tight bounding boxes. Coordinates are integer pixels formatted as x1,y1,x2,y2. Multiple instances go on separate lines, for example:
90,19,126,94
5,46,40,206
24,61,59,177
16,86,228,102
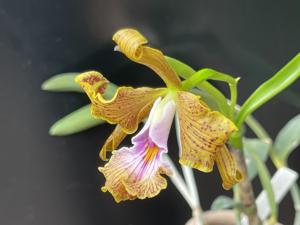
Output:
124,167,170,199
99,158,136,203
75,71,166,133
112,28,181,88
176,91,237,172
99,125,128,161
215,145,243,190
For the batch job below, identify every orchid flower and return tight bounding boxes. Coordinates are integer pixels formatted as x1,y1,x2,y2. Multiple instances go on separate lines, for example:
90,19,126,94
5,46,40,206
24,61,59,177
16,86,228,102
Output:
75,28,243,203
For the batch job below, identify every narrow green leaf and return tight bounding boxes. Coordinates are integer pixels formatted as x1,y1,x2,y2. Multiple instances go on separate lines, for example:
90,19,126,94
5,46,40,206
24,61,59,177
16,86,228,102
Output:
236,53,300,127
243,138,270,180
41,73,83,92
49,104,104,136
273,114,300,161
211,196,235,210
247,140,278,222
165,56,229,115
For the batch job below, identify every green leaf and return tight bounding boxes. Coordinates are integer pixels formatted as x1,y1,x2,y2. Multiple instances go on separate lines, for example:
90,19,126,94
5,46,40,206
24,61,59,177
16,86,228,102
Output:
42,73,83,92
246,139,278,222
49,104,104,136
236,53,300,128
165,56,229,115
243,138,270,180
273,114,300,161
211,196,235,210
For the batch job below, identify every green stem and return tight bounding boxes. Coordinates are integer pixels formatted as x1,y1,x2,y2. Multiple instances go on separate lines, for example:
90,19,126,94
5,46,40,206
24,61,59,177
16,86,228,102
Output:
229,131,243,149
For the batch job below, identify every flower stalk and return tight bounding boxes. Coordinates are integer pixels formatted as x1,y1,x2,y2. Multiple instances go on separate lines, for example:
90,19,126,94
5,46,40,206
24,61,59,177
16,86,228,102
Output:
163,155,196,209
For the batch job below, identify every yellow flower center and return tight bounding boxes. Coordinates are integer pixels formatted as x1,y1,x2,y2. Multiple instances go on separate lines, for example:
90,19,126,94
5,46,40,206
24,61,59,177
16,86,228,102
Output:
143,145,159,163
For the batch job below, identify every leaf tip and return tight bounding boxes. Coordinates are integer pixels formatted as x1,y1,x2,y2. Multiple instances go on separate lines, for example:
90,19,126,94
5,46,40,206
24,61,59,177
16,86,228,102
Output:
49,122,66,136
41,80,51,91
49,125,58,136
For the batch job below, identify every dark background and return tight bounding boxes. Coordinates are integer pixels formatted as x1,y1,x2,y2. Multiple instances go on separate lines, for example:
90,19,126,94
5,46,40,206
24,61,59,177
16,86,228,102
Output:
0,0,299,224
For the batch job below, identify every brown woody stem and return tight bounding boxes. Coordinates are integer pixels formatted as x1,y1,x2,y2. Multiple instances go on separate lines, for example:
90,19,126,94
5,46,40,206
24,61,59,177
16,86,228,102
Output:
231,147,261,225
203,210,235,225
186,210,235,225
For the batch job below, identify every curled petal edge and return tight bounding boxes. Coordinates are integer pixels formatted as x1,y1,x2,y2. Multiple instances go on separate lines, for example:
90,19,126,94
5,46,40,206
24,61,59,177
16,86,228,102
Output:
215,146,243,190
100,125,128,161
75,71,166,134
113,28,182,88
